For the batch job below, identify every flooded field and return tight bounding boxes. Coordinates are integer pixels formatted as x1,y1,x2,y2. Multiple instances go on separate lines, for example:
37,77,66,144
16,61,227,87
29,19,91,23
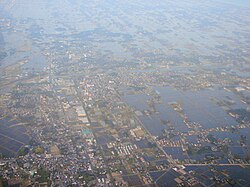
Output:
123,86,247,136
0,117,30,157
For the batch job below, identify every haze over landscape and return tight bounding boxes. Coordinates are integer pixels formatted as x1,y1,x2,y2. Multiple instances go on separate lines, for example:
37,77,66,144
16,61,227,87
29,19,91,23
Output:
0,0,250,186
